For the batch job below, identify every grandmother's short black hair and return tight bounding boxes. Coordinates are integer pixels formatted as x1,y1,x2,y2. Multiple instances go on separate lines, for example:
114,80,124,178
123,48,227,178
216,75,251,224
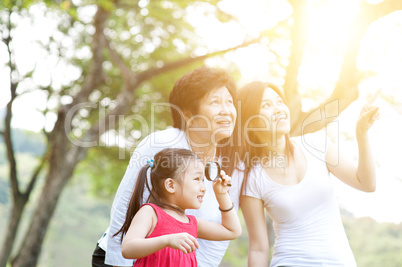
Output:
169,66,237,130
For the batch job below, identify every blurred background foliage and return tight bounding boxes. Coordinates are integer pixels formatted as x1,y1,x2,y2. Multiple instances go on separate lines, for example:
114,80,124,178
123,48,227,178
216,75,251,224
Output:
1,0,402,266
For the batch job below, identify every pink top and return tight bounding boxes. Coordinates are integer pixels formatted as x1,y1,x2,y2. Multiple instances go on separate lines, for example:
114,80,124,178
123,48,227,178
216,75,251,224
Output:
133,203,198,267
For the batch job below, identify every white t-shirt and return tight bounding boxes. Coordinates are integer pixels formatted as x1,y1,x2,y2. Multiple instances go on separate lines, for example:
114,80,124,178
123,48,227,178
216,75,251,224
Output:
240,133,356,267
98,127,242,266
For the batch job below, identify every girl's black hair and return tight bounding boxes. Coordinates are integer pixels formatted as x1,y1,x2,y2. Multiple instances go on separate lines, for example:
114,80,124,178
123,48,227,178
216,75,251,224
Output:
114,148,199,242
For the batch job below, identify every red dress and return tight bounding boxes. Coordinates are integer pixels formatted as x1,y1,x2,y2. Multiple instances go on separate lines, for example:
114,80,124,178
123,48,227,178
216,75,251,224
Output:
133,203,198,267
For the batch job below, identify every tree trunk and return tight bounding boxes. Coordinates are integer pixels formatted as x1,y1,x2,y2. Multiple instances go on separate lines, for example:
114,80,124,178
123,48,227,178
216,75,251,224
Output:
0,196,27,267
289,0,402,135
10,137,78,267
9,98,85,266
284,0,309,127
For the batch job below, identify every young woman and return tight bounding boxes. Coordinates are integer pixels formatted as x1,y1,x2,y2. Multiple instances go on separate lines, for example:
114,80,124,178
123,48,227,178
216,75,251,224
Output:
115,148,241,266
232,81,379,267
93,66,241,267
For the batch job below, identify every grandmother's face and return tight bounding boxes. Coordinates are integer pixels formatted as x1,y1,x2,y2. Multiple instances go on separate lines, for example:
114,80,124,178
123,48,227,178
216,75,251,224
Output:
185,86,236,144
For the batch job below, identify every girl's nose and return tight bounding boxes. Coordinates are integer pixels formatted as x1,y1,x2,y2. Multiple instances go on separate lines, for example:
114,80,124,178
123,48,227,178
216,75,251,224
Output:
200,183,206,192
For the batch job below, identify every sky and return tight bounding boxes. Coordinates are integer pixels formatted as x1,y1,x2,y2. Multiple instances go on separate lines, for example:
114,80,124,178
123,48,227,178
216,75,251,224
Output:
1,0,402,223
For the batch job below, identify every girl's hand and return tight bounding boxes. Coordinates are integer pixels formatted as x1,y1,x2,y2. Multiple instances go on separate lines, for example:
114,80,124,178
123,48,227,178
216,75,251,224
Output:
165,233,199,254
213,170,232,195
356,90,380,138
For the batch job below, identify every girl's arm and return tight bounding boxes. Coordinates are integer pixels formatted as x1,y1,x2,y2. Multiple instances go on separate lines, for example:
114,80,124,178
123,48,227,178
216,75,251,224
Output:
122,205,199,259
240,195,269,267
197,171,242,240
326,93,380,192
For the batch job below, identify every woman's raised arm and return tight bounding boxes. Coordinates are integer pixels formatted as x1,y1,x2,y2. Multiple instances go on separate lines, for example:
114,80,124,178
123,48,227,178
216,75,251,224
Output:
326,92,380,192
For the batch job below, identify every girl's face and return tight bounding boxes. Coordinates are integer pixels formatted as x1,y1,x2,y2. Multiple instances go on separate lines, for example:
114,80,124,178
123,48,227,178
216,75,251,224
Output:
186,86,237,144
176,159,206,210
258,88,290,135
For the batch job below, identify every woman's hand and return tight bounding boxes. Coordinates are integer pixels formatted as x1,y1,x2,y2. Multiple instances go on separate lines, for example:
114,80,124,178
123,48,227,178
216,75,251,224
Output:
165,233,199,254
356,90,380,138
327,89,380,192
213,170,232,195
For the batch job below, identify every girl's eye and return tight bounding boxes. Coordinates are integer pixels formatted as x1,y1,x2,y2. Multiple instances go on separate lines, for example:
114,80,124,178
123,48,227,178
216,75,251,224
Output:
227,99,233,104
211,100,218,104
194,177,200,181
277,99,283,104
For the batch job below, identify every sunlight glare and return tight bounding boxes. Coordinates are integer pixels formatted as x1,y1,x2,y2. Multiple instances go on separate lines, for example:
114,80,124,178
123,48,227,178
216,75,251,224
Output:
298,0,359,101
186,0,292,78
218,0,292,37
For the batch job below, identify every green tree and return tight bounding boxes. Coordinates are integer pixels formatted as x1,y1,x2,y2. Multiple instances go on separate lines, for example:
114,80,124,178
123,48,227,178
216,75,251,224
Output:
1,0,402,266
0,0,258,266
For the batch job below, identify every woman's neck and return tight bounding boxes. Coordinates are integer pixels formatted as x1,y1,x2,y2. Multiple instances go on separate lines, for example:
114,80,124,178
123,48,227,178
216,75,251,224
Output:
185,130,217,162
268,133,287,155
257,133,287,163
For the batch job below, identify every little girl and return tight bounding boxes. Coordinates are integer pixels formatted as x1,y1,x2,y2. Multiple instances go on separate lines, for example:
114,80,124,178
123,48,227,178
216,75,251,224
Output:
114,148,242,266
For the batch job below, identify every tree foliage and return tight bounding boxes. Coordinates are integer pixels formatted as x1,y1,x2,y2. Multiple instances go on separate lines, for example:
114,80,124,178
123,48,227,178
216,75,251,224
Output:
1,0,402,266
0,0,258,266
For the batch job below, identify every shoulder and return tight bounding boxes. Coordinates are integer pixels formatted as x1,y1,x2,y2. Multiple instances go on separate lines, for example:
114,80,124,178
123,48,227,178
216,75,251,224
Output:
242,165,264,191
150,127,184,140
136,128,186,150
294,131,327,152
140,203,158,214
294,131,328,161
138,204,158,220
230,161,245,178
187,215,198,225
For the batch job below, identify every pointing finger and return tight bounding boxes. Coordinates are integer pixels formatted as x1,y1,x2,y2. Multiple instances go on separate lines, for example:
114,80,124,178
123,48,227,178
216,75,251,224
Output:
362,106,379,118
366,89,381,105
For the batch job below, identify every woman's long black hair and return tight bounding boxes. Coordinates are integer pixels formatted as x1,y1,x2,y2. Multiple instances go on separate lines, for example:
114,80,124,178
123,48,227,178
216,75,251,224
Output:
222,81,295,194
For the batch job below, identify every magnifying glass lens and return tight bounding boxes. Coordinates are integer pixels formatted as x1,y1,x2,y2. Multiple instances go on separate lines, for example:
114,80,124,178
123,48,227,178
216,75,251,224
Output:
205,162,220,181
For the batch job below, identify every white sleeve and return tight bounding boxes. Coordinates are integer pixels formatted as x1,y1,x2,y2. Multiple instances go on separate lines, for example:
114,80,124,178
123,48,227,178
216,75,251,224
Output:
229,162,245,211
300,131,328,162
241,168,262,200
104,135,156,266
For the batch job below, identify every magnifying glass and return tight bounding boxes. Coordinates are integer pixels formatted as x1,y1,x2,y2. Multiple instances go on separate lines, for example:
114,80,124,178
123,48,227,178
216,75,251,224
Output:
205,162,231,187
